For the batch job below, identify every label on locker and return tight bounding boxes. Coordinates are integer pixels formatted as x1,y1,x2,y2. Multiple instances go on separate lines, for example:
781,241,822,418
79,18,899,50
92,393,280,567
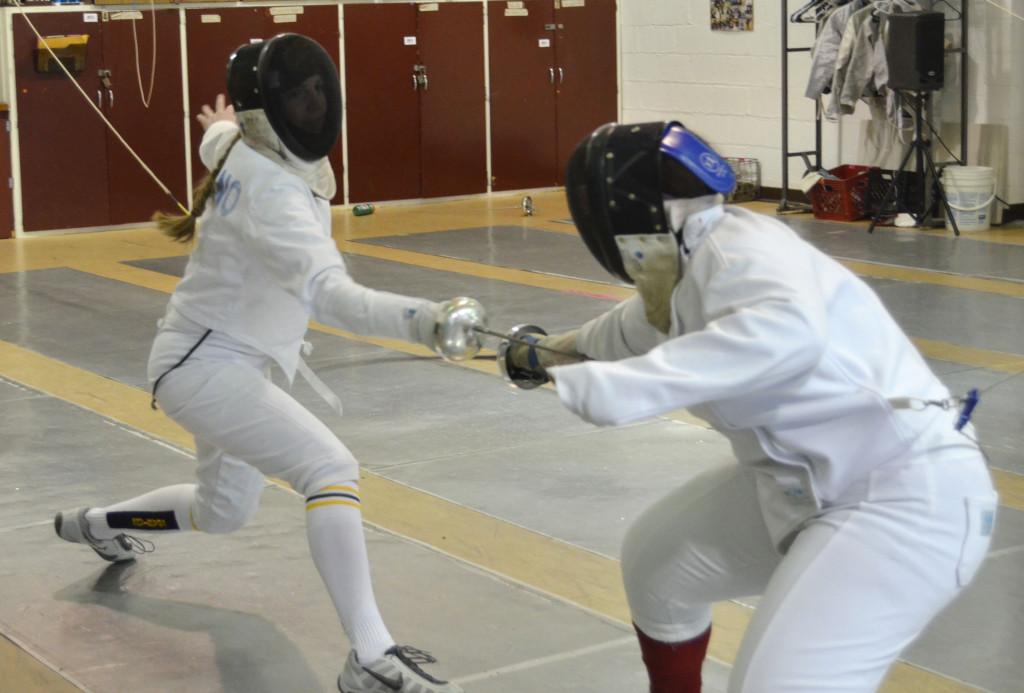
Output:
273,15,298,24
110,11,143,21
537,38,550,47
201,14,222,24
83,13,98,23
270,6,303,16
403,36,417,46
561,0,586,6
506,1,524,8
419,3,439,11
505,8,529,16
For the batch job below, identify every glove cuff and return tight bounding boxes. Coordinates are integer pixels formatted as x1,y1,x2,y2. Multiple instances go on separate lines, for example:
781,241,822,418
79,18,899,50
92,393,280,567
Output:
534,330,581,368
413,301,442,349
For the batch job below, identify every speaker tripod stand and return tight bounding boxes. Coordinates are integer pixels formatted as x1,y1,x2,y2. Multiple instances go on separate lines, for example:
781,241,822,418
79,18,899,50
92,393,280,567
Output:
868,91,960,236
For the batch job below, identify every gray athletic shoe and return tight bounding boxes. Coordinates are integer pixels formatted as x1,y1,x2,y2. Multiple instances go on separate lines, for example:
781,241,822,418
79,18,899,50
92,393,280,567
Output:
338,645,463,693
54,508,138,563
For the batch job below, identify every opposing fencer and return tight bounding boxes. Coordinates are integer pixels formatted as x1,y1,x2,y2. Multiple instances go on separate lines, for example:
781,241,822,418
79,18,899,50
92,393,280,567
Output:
55,34,467,693
500,121,997,692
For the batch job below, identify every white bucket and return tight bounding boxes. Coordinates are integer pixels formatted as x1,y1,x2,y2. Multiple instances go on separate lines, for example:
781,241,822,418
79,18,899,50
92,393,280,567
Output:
941,166,996,232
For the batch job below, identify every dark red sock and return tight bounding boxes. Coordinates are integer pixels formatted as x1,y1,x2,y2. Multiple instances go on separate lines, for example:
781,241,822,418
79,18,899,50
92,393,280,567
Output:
634,623,711,693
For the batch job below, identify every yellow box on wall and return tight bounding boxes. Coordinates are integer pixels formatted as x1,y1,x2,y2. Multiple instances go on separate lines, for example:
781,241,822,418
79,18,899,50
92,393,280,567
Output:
35,34,89,74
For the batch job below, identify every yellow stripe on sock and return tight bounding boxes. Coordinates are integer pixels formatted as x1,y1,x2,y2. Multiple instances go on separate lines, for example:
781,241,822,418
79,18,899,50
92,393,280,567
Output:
315,484,360,496
305,500,362,512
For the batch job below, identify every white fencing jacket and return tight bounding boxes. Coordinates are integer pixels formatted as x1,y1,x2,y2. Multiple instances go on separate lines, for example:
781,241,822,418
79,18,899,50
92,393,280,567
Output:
552,206,979,543
166,121,433,381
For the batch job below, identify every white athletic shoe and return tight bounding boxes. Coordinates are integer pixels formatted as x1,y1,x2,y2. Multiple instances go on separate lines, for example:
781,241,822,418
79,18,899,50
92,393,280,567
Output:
338,646,463,693
54,508,138,563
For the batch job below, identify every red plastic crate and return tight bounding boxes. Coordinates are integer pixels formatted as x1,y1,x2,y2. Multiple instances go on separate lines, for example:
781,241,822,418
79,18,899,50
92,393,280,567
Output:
809,165,874,221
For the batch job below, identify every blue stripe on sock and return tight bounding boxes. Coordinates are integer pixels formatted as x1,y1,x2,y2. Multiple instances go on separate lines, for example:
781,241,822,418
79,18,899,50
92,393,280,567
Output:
305,492,360,505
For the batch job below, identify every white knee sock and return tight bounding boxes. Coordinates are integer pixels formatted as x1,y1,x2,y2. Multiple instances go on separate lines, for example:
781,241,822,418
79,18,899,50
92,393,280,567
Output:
87,484,197,539
305,482,394,662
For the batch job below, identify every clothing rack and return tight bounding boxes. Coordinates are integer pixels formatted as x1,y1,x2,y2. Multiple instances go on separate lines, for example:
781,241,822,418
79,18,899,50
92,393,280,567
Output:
779,0,968,215
779,0,823,213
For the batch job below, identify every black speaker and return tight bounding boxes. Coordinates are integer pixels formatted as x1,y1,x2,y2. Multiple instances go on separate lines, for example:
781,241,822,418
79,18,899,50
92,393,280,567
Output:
885,12,945,91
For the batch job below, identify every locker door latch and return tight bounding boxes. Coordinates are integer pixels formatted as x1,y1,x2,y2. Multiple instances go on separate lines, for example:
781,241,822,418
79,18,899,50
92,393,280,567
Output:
412,64,428,91
98,69,114,108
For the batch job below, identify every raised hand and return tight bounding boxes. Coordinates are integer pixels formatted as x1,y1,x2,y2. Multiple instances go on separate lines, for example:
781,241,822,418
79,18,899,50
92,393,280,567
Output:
197,93,237,131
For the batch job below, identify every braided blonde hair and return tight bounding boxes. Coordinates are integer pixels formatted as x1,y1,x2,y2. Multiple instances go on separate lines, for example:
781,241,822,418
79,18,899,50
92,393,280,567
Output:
153,133,242,243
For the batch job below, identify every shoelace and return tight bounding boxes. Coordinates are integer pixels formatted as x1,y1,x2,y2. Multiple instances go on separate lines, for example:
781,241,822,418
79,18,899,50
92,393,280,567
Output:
393,646,438,666
119,534,156,555
80,514,156,557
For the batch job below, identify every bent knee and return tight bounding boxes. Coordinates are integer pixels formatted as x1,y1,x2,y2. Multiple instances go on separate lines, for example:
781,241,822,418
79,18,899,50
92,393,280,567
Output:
620,516,672,600
193,496,261,534
287,455,359,499
621,520,712,642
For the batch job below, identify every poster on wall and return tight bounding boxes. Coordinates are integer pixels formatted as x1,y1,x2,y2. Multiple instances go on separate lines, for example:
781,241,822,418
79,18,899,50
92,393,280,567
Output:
711,0,753,31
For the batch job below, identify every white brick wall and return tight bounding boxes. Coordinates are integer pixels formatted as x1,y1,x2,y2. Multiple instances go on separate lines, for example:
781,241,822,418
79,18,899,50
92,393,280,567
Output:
620,0,1023,203
959,0,1023,202
619,0,827,192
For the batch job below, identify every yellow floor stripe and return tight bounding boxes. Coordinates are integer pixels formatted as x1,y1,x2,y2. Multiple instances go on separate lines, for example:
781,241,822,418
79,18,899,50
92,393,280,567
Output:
992,468,1024,511
913,339,1024,373
338,239,633,301
69,259,183,294
0,340,191,449
0,339,987,691
332,191,577,241
0,227,186,275
0,634,81,693
843,259,1024,298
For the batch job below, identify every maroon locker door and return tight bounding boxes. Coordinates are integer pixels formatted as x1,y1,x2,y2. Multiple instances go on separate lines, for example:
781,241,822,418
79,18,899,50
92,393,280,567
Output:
14,12,110,231
554,0,617,184
101,9,188,225
487,1,558,191
343,3,420,203
282,5,344,204
184,7,267,185
417,3,486,198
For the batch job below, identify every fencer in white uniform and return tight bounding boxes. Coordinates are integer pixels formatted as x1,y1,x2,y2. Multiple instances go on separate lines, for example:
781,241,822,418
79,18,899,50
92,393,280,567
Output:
55,34,465,693
501,122,997,692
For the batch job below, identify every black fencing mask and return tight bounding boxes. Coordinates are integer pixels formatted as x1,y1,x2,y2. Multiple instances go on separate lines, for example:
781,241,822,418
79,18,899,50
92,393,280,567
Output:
565,121,735,283
227,34,341,162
